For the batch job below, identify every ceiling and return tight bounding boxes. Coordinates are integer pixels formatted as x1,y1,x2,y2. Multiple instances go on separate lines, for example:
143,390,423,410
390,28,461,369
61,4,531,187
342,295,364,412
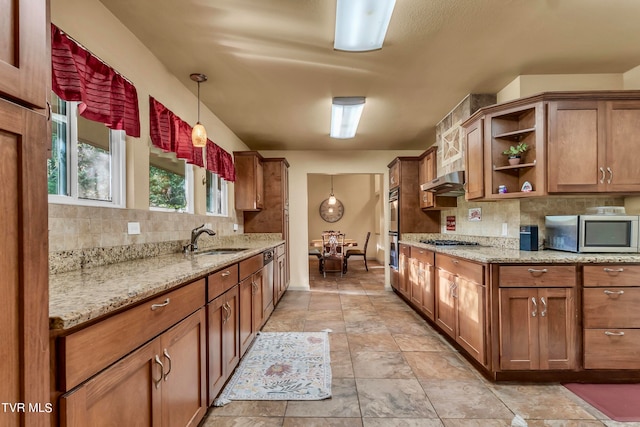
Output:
98,0,640,151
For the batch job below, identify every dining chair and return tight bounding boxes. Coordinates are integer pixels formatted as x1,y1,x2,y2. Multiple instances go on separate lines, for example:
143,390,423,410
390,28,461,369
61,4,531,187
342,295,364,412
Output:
345,231,371,272
321,232,345,277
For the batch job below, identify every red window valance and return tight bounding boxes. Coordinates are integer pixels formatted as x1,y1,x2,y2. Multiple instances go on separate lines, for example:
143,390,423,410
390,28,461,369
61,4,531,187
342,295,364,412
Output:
149,97,235,181
51,24,140,137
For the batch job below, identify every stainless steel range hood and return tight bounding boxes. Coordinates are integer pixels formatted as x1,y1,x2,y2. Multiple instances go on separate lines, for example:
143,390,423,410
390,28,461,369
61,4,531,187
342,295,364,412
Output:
420,171,465,197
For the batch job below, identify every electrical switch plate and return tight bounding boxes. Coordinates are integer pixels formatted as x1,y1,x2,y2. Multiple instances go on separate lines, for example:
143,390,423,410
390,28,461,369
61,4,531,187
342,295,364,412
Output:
233,223,239,231
128,222,141,235
501,223,508,236
204,222,212,230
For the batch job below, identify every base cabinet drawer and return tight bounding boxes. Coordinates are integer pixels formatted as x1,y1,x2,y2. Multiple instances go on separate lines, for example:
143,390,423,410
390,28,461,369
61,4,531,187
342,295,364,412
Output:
584,328,640,369
583,287,640,328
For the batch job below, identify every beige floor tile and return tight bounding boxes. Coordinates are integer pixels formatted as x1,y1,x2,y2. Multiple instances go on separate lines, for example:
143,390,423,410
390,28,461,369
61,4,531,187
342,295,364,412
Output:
304,319,346,333
441,420,514,427
285,378,361,418
527,421,607,427
305,310,344,322
207,401,287,417
347,333,400,353
328,332,349,352
364,419,444,427
351,351,415,379
490,384,598,420
261,319,306,332
283,418,363,427
330,351,354,378
420,379,513,419
200,416,284,427
356,378,438,418
345,320,389,334
404,351,477,380
392,333,453,352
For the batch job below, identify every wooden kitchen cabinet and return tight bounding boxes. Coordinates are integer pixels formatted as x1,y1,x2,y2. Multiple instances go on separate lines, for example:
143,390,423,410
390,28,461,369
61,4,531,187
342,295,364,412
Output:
243,157,290,295
583,265,640,369
416,249,436,321
498,265,578,371
485,101,546,198
1,2,50,427
274,244,287,305
234,151,264,210
464,117,484,200
60,309,207,427
548,99,640,193
418,147,457,209
398,244,411,298
389,160,400,189
238,253,268,355
387,157,440,233
207,285,240,404
435,254,487,365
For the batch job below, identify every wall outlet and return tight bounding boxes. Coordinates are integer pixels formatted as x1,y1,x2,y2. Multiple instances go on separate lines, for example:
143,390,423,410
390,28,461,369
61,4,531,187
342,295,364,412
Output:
204,222,213,230
233,223,239,232
501,223,508,236
127,222,141,235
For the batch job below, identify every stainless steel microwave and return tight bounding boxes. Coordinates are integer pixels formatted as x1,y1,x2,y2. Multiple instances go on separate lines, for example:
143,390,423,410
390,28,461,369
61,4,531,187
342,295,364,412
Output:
545,215,639,253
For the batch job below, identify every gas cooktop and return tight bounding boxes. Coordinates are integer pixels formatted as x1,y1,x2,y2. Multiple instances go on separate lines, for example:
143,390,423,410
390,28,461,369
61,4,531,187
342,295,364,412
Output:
419,239,480,246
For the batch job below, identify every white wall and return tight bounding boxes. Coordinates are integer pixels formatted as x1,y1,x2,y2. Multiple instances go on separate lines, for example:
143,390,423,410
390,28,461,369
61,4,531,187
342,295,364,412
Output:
263,150,423,291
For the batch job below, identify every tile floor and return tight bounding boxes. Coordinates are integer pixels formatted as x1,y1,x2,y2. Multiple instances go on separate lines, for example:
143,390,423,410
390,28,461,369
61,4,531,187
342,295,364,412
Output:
202,260,638,427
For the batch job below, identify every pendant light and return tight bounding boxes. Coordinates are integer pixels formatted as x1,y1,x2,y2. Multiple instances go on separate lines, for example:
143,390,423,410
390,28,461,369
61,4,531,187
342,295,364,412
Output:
190,73,208,147
328,175,337,205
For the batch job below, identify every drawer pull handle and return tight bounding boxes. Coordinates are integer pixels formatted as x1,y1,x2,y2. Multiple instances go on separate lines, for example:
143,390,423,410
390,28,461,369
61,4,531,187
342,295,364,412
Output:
452,259,459,264
163,349,172,381
531,297,537,317
603,268,624,273
154,355,164,389
540,297,547,317
527,268,548,274
599,167,605,184
603,289,625,296
151,298,171,311
221,271,231,277
604,331,625,337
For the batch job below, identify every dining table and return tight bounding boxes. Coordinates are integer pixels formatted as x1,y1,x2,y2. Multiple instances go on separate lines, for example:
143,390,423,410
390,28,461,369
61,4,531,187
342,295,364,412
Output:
309,239,358,248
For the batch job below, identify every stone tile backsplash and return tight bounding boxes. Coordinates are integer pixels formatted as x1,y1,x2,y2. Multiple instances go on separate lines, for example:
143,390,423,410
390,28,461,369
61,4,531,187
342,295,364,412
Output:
48,204,252,273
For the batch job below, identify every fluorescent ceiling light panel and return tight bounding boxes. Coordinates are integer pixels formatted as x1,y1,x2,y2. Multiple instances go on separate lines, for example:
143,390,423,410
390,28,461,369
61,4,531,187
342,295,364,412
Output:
334,0,396,52
331,97,366,139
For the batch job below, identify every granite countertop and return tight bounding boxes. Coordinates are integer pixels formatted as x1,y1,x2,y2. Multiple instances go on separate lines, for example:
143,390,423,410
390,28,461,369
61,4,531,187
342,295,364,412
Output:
49,240,283,331
402,240,640,264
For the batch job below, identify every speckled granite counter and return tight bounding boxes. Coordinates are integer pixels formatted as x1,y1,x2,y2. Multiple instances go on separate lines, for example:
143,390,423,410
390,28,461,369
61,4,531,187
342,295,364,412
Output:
49,240,283,331
402,240,640,264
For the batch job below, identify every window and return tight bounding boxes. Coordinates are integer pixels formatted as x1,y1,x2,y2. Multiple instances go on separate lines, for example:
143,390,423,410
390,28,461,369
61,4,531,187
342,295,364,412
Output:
48,93,125,207
206,171,228,216
149,147,193,212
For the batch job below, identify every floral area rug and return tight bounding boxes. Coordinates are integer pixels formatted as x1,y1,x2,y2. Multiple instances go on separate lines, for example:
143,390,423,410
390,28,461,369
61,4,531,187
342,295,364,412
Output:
214,331,332,406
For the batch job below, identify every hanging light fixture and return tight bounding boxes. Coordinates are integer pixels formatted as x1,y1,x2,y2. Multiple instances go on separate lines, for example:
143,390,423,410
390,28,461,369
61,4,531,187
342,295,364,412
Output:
328,175,337,205
190,73,208,147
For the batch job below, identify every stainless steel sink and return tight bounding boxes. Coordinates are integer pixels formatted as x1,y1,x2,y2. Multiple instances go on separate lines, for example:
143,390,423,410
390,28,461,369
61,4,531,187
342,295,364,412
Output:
195,248,248,255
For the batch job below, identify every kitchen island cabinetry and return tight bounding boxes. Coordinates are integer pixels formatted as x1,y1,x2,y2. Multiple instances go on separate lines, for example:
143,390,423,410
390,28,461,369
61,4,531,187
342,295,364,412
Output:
435,254,487,366
547,99,640,193
60,309,207,427
498,266,577,371
583,265,640,369
395,244,411,298
234,151,264,211
274,244,287,305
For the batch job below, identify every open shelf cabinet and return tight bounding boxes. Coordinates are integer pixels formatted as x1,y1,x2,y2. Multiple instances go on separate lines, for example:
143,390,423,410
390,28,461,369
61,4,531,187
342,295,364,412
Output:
486,102,546,198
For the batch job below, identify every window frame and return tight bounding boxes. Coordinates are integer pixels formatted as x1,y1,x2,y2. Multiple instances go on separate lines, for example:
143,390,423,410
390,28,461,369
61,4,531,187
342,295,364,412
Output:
206,170,229,217
148,149,194,214
48,99,126,208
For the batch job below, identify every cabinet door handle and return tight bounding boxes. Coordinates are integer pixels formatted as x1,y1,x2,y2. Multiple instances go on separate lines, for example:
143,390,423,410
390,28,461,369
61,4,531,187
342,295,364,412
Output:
604,289,625,296
540,297,547,317
222,302,231,323
163,349,172,381
154,355,164,389
221,270,231,277
599,167,605,184
46,100,52,121
607,167,613,184
452,282,458,299
151,298,171,311
603,267,624,273
604,331,625,337
226,302,232,321
527,268,547,274
531,297,537,317
452,259,459,264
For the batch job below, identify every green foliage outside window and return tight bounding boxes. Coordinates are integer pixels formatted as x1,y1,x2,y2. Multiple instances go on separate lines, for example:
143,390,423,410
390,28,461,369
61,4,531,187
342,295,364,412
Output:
149,165,186,210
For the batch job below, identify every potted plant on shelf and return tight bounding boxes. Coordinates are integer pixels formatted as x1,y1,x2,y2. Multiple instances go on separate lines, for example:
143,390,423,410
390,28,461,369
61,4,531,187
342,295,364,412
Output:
502,142,528,165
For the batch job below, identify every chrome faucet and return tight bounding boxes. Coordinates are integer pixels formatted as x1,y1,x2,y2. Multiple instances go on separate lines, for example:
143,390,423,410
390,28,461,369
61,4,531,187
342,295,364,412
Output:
183,224,216,253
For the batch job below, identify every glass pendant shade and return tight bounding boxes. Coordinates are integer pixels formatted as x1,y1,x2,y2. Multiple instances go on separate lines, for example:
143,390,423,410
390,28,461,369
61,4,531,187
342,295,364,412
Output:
192,122,207,147
328,175,336,204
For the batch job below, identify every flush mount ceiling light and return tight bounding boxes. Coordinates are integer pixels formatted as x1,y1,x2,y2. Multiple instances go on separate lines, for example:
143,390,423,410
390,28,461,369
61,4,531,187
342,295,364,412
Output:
328,175,337,205
334,0,397,52
190,73,208,147
330,97,366,139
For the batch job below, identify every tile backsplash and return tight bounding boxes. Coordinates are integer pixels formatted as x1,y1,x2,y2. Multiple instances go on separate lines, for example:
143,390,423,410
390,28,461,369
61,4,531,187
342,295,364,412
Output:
48,204,249,273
